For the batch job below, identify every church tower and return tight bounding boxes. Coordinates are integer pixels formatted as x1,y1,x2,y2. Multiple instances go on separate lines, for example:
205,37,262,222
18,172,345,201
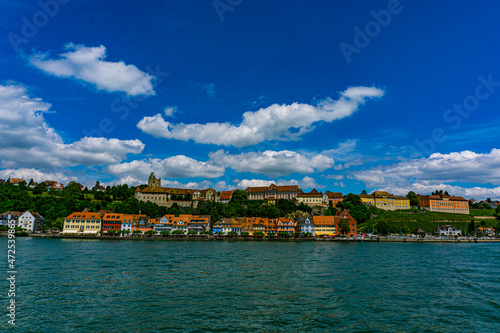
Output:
148,172,161,188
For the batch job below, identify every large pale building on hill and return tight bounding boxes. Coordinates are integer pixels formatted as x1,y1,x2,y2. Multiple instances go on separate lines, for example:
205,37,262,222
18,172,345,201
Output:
134,172,219,208
246,184,302,201
359,191,411,210
418,193,469,214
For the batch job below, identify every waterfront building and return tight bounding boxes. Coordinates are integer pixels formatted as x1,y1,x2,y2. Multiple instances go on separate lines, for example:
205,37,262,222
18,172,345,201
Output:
313,216,337,236
121,214,134,234
18,211,45,232
134,172,220,208
154,214,210,234
131,215,153,234
219,190,233,203
0,211,23,227
477,227,496,236
418,193,469,214
277,217,295,234
335,210,357,237
295,216,314,235
295,189,327,207
435,225,462,236
102,213,125,233
212,218,234,235
359,191,411,210
246,184,302,201
62,211,102,235
325,191,343,207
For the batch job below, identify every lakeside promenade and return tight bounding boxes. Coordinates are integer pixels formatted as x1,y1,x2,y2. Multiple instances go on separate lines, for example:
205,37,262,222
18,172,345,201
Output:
16,234,500,243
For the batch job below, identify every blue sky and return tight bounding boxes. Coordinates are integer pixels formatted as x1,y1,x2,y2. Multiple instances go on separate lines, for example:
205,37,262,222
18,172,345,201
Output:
1,0,500,199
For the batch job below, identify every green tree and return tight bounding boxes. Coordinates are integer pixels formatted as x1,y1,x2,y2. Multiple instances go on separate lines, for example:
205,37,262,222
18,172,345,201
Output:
108,229,117,235
132,230,143,236
406,191,419,206
376,221,390,235
172,230,185,235
33,182,47,195
253,231,264,237
231,189,248,202
188,230,198,236
160,230,171,236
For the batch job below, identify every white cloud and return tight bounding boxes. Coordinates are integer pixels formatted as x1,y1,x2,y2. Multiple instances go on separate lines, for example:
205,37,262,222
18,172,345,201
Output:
209,150,335,177
0,169,71,184
28,43,155,96
351,149,500,199
325,174,344,180
137,86,384,147
352,149,500,188
164,106,178,117
230,176,324,191
107,155,225,180
0,84,144,169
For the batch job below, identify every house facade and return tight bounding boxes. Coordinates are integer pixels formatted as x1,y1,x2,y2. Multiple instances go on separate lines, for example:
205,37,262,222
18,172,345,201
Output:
277,218,295,234
296,216,314,235
0,211,23,227
418,194,469,214
325,192,343,207
295,189,327,207
435,225,461,236
18,211,45,232
246,184,302,201
63,211,102,235
102,213,124,233
359,191,411,210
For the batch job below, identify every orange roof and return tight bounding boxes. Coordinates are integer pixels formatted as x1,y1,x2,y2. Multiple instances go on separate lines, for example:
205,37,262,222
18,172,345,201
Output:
313,216,338,225
65,212,102,220
325,191,343,198
219,191,233,200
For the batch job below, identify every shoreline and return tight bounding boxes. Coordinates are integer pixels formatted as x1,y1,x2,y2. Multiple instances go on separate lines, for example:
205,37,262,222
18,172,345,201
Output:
9,234,500,243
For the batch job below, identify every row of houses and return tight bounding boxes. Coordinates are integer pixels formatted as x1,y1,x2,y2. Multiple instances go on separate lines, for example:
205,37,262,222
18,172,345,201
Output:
213,210,357,237
62,210,211,235
0,211,45,232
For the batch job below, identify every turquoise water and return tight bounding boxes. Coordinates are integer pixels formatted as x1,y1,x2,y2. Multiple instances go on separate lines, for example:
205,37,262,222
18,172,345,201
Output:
1,238,500,332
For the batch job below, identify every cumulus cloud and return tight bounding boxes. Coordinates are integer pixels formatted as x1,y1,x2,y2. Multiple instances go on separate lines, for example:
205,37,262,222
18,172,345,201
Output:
230,176,324,190
0,169,71,184
351,149,500,199
0,84,144,169
163,106,178,117
28,43,155,96
137,86,384,147
209,150,335,177
106,155,225,180
352,149,500,188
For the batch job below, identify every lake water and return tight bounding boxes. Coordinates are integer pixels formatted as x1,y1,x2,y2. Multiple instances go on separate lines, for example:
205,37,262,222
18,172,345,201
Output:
1,238,499,332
